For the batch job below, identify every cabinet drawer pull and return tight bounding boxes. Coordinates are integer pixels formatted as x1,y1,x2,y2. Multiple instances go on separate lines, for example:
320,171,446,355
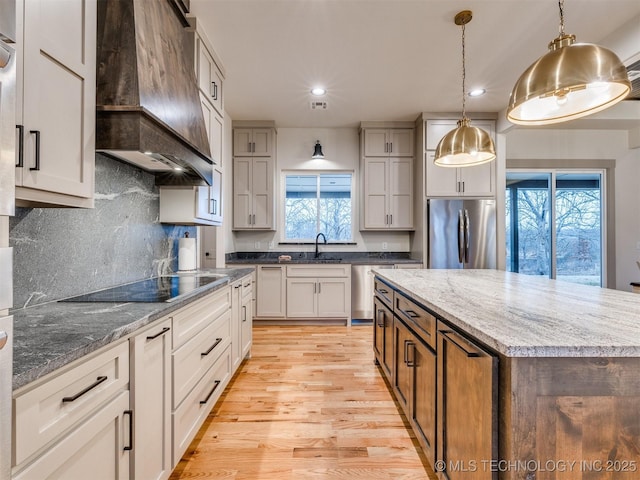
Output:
123,409,133,451
16,125,24,167
378,288,388,294
62,375,108,403
261,266,281,270
146,326,170,341
404,309,419,318
212,81,218,100
201,338,223,357
440,330,482,357
29,130,40,171
200,380,221,405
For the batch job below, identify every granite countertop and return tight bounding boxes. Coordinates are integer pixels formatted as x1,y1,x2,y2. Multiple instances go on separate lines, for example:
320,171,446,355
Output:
226,251,422,265
374,269,640,358
11,268,254,391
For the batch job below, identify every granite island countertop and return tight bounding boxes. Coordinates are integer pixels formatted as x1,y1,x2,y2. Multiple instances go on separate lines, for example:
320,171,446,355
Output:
374,269,640,358
11,267,254,391
226,251,422,265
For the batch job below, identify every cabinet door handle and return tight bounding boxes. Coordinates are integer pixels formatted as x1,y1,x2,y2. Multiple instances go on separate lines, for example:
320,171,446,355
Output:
252,142,255,153
376,309,385,327
389,214,393,225
253,214,256,225
440,330,482,357
407,342,416,367
29,130,40,171
146,326,170,341
389,142,393,153
403,339,411,364
62,376,108,403
200,380,221,405
212,81,218,100
201,337,223,357
123,410,133,451
317,282,321,294
16,125,24,167
461,181,465,193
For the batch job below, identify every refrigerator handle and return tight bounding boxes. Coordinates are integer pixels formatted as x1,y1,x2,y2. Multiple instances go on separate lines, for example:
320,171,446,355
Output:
464,209,470,263
457,209,465,264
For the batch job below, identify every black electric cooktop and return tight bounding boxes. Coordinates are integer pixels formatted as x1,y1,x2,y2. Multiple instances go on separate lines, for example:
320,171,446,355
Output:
61,275,227,303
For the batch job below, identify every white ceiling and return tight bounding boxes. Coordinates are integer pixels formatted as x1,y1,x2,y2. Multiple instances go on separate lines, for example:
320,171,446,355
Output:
189,0,640,128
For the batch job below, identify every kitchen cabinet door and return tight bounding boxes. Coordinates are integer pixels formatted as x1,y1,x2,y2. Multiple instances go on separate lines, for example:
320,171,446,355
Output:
411,336,437,467
363,128,414,157
437,326,497,480
233,157,252,228
389,158,413,229
317,278,350,318
389,129,414,156
232,156,275,230
131,319,172,480
424,151,458,197
197,36,224,116
363,129,389,156
373,297,393,381
233,128,273,157
363,158,388,229
15,0,96,207
240,278,253,359
256,266,286,318
286,278,317,318
393,318,412,415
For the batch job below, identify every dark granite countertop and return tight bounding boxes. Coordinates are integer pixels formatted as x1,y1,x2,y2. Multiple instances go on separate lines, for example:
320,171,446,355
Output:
226,251,422,265
11,268,254,391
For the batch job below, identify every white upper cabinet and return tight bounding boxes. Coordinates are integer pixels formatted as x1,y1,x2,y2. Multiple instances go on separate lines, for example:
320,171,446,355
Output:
233,128,274,157
425,119,496,198
196,35,224,117
15,0,96,208
364,128,414,157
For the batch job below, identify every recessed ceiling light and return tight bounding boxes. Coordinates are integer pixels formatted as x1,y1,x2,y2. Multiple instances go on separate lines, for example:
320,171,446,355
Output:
468,88,486,97
311,87,326,96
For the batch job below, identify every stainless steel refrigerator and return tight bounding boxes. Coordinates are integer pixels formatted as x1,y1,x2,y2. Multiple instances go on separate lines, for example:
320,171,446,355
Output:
427,199,496,269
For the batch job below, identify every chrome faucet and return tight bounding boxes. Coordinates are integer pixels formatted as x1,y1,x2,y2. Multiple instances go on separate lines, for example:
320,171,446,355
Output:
315,232,327,258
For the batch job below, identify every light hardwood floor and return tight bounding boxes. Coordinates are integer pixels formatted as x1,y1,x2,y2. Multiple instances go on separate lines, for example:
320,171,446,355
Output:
170,324,434,480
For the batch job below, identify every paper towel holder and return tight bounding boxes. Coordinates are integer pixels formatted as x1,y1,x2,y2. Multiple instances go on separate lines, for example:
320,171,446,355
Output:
178,231,197,272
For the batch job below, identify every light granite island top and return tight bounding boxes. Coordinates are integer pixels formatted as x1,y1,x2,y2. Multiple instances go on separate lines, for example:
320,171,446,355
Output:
11,268,254,390
374,268,640,357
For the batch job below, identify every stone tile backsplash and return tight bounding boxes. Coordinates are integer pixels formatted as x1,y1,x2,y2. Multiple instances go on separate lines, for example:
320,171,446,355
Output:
9,154,195,308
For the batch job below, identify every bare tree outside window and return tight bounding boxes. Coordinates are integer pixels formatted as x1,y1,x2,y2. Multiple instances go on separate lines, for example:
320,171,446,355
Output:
285,174,352,242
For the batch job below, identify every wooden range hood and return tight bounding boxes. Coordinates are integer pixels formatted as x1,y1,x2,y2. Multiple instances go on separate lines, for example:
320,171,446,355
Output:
96,0,213,186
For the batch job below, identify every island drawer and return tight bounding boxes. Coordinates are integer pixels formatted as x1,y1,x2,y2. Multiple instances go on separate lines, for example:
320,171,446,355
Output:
172,309,231,408
172,286,231,350
394,292,436,350
13,340,129,466
374,278,393,309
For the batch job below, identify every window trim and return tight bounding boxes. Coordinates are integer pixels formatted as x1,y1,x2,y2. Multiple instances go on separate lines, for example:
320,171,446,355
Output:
280,170,355,243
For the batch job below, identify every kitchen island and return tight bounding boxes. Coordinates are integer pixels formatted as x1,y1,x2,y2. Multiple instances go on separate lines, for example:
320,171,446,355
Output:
374,269,640,480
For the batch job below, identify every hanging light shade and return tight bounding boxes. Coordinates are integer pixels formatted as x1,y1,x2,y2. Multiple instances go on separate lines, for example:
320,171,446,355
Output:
507,0,631,126
311,140,324,159
434,11,496,168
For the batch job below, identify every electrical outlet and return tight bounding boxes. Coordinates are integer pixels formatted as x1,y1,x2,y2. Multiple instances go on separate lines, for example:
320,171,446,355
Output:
382,242,388,250
254,241,261,249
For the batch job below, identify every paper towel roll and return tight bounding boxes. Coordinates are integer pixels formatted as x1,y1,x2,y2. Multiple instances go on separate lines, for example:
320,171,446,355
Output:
178,237,197,271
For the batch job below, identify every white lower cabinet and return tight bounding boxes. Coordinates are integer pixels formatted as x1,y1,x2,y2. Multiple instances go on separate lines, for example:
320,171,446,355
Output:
232,274,254,370
12,280,253,480
255,264,351,323
12,341,131,480
130,319,172,480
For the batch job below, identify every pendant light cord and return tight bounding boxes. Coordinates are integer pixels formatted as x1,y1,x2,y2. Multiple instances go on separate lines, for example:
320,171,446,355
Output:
461,21,466,119
558,0,565,36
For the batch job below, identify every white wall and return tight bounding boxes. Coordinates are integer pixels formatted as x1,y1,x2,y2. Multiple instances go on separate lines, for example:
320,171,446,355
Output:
231,127,411,254
505,128,640,291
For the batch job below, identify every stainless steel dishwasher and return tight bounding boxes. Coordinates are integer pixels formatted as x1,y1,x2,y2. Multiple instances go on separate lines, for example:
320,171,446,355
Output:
351,264,394,320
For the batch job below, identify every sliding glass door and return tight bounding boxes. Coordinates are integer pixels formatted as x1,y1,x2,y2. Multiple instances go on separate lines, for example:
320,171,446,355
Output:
506,170,604,286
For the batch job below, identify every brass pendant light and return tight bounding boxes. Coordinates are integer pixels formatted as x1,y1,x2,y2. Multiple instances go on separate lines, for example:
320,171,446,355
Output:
434,11,496,168
507,0,631,126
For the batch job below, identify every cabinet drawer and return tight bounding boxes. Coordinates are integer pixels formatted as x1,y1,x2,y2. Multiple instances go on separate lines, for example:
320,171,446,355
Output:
374,277,393,309
173,344,231,466
13,341,129,466
395,293,436,350
172,309,231,408
241,275,253,300
172,286,231,350
286,264,350,278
